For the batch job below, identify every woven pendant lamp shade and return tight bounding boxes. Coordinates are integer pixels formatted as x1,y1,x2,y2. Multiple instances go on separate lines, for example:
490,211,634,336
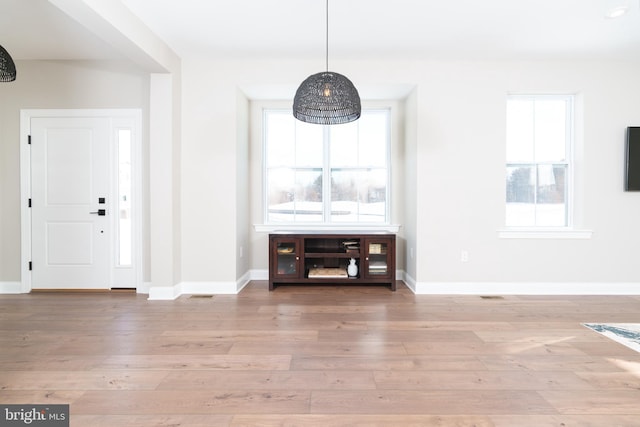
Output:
293,71,361,125
292,0,360,125
0,44,16,82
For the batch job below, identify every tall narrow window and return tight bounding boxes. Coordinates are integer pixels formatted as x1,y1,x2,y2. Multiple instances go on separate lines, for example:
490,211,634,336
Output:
265,109,390,224
506,95,573,227
117,129,132,266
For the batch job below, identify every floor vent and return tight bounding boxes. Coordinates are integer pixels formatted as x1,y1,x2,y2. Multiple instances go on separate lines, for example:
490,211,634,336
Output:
480,295,504,300
190,295,214,299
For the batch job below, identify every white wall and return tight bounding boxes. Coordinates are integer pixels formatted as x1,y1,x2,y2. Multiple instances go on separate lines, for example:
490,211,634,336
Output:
3,57,638,293
414,60,640,287
180,60,247,285
180,58,640,292
149,73,178,290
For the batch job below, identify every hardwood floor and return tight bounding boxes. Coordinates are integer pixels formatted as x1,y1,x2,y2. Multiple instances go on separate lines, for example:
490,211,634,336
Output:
1,282,640,426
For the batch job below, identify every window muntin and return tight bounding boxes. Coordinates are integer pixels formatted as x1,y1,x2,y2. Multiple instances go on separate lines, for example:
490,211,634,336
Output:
265,109,390,224
506,95,573,227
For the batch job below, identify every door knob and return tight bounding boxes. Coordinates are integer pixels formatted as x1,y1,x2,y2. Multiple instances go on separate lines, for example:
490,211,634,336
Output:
89,209,106,216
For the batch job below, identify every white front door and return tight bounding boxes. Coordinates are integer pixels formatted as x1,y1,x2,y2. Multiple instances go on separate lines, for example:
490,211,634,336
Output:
31,117,111,290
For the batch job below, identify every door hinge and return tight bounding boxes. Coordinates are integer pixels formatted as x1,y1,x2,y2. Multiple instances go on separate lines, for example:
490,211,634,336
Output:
28,198,32,208
29,261,32,271
28,135,31,145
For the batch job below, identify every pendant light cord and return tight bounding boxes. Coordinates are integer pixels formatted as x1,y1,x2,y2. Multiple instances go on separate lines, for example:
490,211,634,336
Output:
325,0,329,72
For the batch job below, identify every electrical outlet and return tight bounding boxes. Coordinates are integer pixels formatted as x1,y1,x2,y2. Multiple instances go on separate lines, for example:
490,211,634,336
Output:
461,250,469,263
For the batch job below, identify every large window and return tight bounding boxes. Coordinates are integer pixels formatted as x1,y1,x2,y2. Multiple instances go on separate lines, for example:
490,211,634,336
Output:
506,95,573,227
265,109,390,224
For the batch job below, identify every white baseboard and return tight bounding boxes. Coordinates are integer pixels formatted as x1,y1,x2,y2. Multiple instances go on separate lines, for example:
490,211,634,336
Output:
180,282,241,295
0,282,25,293
411,281,640,295
402,272,417,293
250,269,268,281
147,274,253,300
137,282,151,294
399,271,640,295
12,272,633,297
147,284,181,300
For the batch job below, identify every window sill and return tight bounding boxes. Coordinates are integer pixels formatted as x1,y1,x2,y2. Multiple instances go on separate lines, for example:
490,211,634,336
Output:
254,223,401,234
498,228,593,239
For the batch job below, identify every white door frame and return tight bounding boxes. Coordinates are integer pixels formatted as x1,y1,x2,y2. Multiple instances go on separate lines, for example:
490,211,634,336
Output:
20,109,143,293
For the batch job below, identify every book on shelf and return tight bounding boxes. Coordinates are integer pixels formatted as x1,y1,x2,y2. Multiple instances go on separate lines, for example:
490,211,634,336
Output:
308,267,348,279
342,240,360,255
368,261,387,273
369,243,383,254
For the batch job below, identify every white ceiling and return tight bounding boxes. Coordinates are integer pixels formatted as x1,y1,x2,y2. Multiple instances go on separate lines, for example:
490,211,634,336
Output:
1,0,640,62
0,0,124,60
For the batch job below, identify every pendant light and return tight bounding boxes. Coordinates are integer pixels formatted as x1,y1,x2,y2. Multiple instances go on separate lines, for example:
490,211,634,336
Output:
0,44,17,82
293,0,361,125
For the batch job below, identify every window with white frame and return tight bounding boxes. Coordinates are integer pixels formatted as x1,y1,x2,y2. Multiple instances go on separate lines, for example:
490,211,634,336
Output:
505,95,574,227
264,109,390,224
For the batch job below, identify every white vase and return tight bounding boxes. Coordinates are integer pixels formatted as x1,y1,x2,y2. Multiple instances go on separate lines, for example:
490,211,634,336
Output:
347,258,358,277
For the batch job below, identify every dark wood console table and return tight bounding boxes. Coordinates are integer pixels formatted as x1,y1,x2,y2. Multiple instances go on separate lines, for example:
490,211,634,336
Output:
268,233,396,291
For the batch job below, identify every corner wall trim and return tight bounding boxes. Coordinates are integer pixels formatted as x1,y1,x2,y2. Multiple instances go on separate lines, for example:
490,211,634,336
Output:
0,282,25,294
137,282,152,294
147,277,252,300
147,284,181,300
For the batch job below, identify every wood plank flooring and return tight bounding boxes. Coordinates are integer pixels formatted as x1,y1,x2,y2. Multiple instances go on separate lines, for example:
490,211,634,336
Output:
1,282,640,426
